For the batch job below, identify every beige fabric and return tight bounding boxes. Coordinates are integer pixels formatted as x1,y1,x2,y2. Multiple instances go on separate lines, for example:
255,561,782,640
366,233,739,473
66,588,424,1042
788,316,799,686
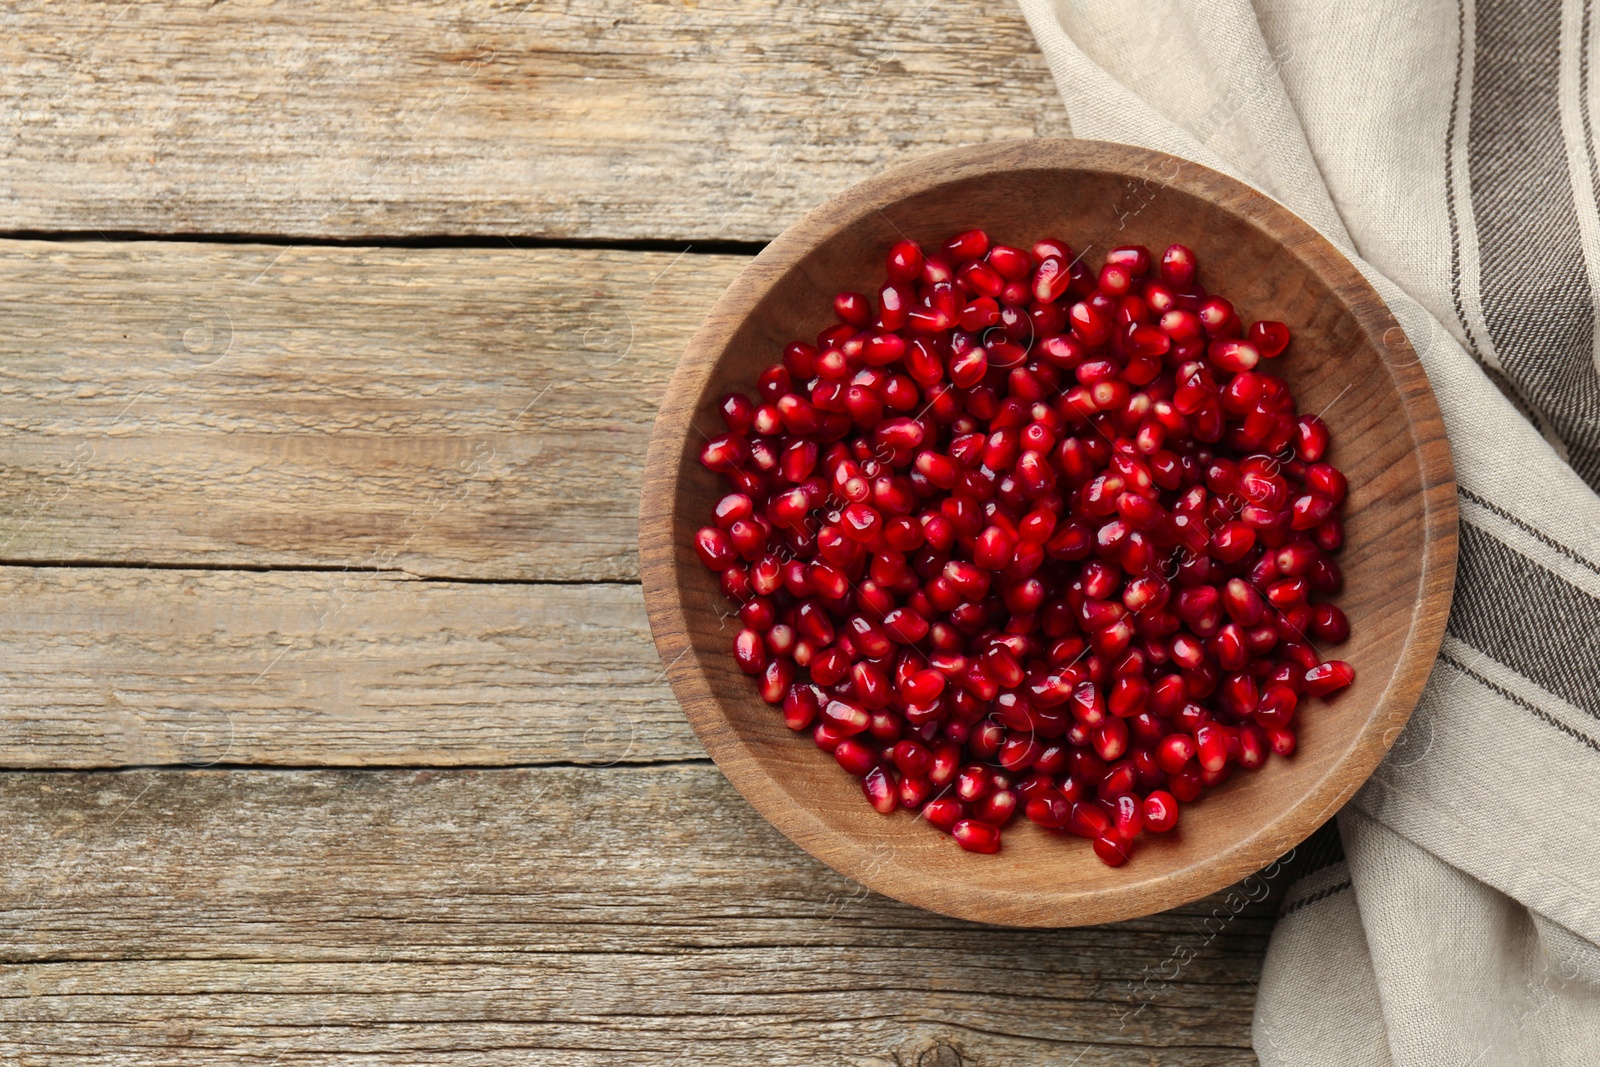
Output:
1014,0,1600,1061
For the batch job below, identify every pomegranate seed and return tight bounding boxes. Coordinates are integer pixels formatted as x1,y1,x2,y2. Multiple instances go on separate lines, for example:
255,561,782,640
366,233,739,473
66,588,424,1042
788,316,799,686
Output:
886,240,924,282
1155,733,1196,773
1197,297,1236,336
1248,320,1290,358
1303,660,1356,697
833,738,878,776
951,818,1001,853
862,766,898,813
1237,722,1268,769
944,229,990,263
1255,683,1298,728
835,292,872,327
1209,339,1260,373
1092,833,1131,866
1195,723,1229,773
1110,791,1143,837
973,787,1018,825
899,774,932,809
923,796,965,830
1064,799,1111,839
1312,603,1351,643
1160,244,1197,289
1024,792,1071,828
1143,790,1179,832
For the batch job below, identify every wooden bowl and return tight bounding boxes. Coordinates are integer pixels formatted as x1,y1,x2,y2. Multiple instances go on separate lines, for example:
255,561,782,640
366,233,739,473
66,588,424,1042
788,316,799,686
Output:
639,139,1456,926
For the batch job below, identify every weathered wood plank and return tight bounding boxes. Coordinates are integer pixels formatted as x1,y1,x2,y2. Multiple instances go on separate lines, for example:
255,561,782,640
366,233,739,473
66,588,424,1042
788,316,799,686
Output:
0,0,1067,242
0,240,741,580
0,766,1269,1064
0,567,694,769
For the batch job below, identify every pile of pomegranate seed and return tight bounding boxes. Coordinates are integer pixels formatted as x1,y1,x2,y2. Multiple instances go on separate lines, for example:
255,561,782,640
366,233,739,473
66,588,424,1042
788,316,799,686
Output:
694,230,1354,864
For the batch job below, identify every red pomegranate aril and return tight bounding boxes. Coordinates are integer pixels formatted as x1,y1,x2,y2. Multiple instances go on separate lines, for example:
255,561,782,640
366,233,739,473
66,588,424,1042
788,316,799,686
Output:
918,796,962,831
897,773,932,809
1105,245,1151,275
1024,792,1071,829
782,685,820,731
1248,319,1291,358
907,305,955,333
1092,833,1131,866
1209,339,1261,373
1295,414,1330,462
699,433,748,473
1312,603,1351,643
921,741,960,786
973,787,1019,825
1159,244,1197,288
1029,237,1069,262
951,818,1001,853
1033,255,1072,302
719,392,755,433
1056,798,1107,840
987,244,1032,281
732,628,766,674
693,526,737,571
835,291,872,327
944,229,990,263
860,765,898,813
713,492,755,528
1237,722,1269,769
955,763,993,802
1110,791,1144,839
1197,296,1237,336
1290,493,1336,530
1155,732,1197,773
891,739,933,777
886,239,925,282
1195,723,1230,773
822,698,871,737
1255,684,1298,729
1307,462,1348,504
1303,660,1356,697
812,722,847,753
1143,790,1179,832
832,738,879,777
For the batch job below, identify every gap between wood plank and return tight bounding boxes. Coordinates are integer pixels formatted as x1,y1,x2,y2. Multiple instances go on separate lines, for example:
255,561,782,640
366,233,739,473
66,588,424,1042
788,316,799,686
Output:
0,757,716,775
0,557,642,586
0,229,773,255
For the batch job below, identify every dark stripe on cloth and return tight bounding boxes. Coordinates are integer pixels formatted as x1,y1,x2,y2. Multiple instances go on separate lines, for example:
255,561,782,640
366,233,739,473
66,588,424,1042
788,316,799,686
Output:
1445,0,1484,357
1440,651,1600,754
1273,819,1348,916
1583,0,1600,226
1280,880,1352,919
1470,0,1600,488
1450,523,1600,720
1287,820,1346,880
1460,486,1600,578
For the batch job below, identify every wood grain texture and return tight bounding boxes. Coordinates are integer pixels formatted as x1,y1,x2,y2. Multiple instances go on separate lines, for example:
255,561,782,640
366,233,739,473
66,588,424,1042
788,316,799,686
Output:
0,239,745,580
0,765,1274,1065
0,567,696,769
0,0,1067,242
640,139,1458,926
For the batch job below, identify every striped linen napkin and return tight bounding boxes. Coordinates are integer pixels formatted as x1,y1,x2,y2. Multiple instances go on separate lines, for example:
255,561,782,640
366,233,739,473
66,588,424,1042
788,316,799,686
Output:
1014,0,1600,1061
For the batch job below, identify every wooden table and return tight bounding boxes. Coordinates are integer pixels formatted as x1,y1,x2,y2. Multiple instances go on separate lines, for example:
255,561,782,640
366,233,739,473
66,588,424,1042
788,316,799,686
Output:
0,3,1277,1062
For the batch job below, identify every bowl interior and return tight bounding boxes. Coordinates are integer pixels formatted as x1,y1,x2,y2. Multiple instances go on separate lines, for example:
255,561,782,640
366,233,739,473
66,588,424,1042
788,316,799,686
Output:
642,140,1455,926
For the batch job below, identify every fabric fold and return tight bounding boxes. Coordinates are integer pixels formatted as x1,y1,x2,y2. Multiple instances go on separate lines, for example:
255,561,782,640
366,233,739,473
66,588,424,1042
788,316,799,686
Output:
1014,0,1600,1061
